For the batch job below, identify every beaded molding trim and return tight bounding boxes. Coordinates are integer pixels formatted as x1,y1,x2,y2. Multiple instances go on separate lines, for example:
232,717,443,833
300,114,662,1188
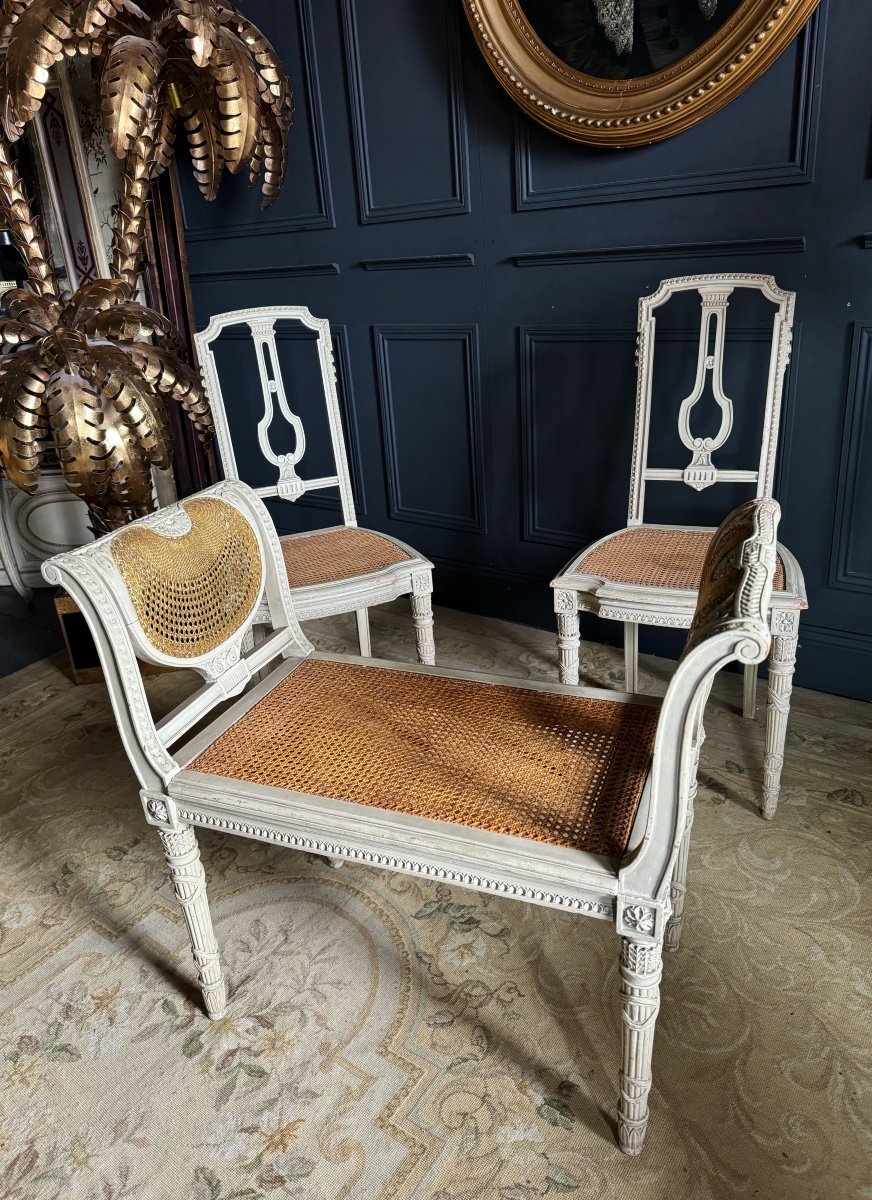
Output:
178,808,615,916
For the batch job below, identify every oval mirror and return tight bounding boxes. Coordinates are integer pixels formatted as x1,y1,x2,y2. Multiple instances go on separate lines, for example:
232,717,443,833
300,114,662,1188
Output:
461,0,822,145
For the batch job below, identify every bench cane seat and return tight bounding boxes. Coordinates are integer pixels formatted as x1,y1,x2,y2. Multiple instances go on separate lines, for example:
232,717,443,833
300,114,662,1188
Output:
186,657,660,860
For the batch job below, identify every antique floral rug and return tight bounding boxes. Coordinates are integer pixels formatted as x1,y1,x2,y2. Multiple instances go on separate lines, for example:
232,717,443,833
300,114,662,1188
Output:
0,603,869,1200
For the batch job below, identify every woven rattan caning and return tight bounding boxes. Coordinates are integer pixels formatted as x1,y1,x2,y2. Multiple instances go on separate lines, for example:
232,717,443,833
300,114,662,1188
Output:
111,498,262,659
191,659,660,858
280,527,413,588
575,527,787,593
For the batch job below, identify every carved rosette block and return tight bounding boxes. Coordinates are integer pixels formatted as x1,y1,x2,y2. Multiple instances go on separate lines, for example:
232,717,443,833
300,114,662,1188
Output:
159,826,226,1020
618,938,663,1155
554,590,580,685
410,572,436,666
762,611,800,820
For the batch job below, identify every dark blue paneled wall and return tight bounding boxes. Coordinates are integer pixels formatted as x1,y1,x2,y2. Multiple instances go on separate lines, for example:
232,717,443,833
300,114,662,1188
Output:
181,0,872,701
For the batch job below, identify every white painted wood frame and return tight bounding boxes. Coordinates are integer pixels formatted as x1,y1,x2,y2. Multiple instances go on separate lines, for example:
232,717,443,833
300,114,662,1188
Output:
42,480,781,1156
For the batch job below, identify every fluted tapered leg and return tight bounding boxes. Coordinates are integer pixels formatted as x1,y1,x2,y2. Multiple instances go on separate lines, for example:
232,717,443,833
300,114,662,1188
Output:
762,613,799,820
159,826,226,1020
410,589,436,665
555,590,580,685
618,938,662,1155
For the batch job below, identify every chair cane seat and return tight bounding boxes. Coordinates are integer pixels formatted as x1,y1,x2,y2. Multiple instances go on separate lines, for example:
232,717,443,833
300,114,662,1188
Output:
189,658,660,859
574,526,792,596
280,526,415,589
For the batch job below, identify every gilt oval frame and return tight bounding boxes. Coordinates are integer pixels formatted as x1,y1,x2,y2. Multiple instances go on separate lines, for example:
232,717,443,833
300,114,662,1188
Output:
461,0,822,146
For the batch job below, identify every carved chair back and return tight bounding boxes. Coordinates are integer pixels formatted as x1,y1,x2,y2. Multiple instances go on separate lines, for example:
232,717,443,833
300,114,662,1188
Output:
628,274,795,525
195,307,357,525
42,481,312,796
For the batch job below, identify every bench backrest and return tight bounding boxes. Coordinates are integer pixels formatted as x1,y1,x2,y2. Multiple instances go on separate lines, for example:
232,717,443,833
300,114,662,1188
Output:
42,480,312,795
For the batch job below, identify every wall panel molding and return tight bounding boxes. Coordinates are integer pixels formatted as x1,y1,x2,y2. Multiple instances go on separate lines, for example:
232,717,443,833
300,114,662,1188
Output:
190,263,340,282
341,0,469,223
374,325,485,532
515,10,824,212
512,238,806,268
361,253,475,271
830,322,872,594
184,0,334,240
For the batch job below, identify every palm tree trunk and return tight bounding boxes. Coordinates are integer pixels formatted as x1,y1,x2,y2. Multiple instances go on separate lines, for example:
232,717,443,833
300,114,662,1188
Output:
0,135,59,299
111,118,158,289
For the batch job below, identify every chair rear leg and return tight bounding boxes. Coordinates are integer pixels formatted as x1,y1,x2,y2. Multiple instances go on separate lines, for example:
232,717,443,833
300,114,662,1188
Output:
743,664,757,719
158,826,226,1020
762,613,799,820
624,622,639,692
355,608,372,657
618,937,662,1155
554,590,580,685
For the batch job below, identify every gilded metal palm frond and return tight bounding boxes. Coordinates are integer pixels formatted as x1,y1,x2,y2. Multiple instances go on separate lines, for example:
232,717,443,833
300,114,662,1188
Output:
174,0,220,68
124,340,212,443
0,347,49,491
2,0,77,139
174,59,224,199
99,33,165,157
210,25,260,172
89,342,172,469
81,300,186,353
0,279,214,533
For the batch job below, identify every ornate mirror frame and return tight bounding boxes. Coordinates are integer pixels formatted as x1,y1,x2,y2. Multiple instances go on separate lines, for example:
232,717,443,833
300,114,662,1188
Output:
461,0,822,146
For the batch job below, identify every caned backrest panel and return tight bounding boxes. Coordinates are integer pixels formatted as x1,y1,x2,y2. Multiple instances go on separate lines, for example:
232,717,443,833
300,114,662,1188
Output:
194,306,357,526
628,274,795,525
111,497,263,660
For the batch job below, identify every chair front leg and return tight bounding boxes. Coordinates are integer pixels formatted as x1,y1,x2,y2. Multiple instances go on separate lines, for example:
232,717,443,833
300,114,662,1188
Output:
618,937,663,1155
410,571,436,665
554,590,580,685
159,826,226,1020
762,611,799,820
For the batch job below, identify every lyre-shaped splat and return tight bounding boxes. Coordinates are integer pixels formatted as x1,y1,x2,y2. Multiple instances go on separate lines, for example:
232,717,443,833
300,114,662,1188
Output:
677,287,735,491
249,318,307,501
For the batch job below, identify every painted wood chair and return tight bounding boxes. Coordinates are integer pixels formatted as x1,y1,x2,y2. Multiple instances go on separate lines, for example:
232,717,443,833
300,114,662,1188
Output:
42,480,780,1156
552,274,806,820
194,305,435,665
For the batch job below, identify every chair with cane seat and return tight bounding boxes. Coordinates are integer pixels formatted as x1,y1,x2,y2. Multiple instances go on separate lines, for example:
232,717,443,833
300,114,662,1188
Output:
551,274,806,819
43,480,781,1156
195,305,435,665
